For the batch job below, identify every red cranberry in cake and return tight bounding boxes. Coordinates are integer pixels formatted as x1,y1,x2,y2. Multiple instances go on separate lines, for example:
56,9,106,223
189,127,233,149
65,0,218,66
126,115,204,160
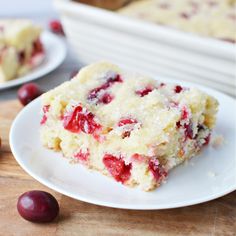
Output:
184,123,194,140
32,39,44,57
100,93,114,104
74,149,90,162
88,74,122,104
18,51,26,64
203,134,211,146
176,108,194,141
149,159,167,181
159,82,166,88
174,85,183,93
118,118,138,127
181,106,189,120
103,154,132,183
118,118,140,138
131,153,146,162
135,86,154,97
40,105,50,125
63,105,101,135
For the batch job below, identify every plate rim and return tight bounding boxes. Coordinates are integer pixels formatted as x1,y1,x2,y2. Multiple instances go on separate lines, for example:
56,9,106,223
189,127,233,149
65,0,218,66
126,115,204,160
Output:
9,80,236,210
0,31,66,90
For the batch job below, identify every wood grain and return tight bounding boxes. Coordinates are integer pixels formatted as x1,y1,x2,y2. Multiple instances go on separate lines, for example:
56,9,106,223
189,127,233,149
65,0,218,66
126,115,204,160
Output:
0,99,235,236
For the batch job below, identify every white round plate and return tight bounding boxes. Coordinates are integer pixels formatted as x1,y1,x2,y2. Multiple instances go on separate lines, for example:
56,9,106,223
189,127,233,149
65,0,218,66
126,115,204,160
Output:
10,81,236,210
0,31,66,90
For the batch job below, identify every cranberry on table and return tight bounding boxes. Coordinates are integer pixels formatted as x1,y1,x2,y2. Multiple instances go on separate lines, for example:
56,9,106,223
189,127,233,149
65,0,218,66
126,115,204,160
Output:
18,83,43,106
17,190,59,223
49,20,64,35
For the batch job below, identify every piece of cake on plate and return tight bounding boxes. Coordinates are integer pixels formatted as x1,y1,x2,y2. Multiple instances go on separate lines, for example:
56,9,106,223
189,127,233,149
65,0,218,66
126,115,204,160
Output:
40,62,218,191
0,19,44,83
118,0,236,43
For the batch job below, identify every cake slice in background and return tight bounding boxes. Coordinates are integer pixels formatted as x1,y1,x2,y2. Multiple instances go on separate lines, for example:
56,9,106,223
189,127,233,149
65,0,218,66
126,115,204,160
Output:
0,19,44,83
40,62,218,191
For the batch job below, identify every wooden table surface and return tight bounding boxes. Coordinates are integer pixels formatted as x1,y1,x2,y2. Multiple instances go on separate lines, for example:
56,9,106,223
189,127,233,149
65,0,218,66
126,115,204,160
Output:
0,99,235,236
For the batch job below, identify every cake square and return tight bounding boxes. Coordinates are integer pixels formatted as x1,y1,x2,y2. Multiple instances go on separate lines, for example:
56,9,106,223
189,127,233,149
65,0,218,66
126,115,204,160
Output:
40,62,218,191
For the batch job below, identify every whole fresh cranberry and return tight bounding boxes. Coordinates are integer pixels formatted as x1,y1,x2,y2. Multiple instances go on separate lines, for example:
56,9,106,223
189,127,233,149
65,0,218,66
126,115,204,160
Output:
18,83,43,106
17,190,59,223
49,20,64,35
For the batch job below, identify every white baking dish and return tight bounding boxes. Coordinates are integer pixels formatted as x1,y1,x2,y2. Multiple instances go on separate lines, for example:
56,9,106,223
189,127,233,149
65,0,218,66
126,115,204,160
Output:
54,0,236,96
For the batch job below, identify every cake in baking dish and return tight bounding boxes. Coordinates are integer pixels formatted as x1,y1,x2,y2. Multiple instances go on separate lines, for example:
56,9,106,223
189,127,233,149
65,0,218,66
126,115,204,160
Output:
76,0,136,10
0,19,44,83
118,0,236,43
40,62,218,191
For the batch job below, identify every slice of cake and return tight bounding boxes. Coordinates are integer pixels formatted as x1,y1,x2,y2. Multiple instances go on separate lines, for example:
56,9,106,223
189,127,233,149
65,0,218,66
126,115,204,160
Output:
118,0,236,43
40,62,218,191
0,19,44,83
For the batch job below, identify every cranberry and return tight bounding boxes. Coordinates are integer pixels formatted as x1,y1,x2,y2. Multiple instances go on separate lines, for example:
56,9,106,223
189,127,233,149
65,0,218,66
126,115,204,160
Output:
176,121,181,128
176,120,194,140
149,159,167,181
184,123,194,139
40,105,50,125
118,118,138,138
197,124,205,131
135,86,153,97
49,20,64,35
100,93,114,104
180,12,191,19
180,106,189,120
174,85,183,93
118,118,137,127
131,153,145,162
103,154,132,183
63,105,101,135
87,74,122,104
18,51,25,64
32,39,44,57
18,83,43,106
159,82,166,87
203,134,211,146
17,191,59,223
74,149,90,161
